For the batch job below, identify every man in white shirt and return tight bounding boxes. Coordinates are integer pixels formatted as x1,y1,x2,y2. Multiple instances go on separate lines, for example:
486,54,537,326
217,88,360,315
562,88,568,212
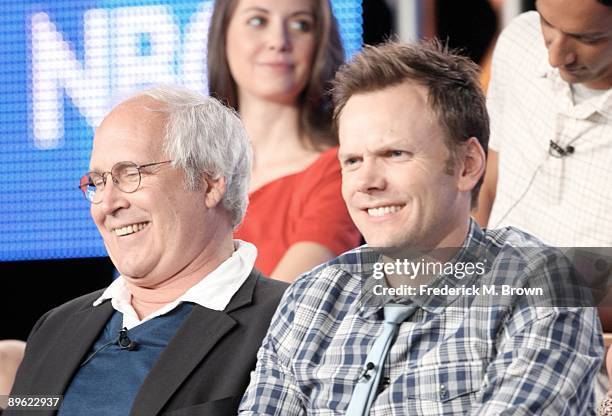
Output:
475,0,612,406
476,0,612,246
7,85,287,416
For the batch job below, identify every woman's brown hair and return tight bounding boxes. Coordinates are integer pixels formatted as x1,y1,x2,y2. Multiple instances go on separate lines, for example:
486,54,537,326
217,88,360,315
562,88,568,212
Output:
207,0,345,149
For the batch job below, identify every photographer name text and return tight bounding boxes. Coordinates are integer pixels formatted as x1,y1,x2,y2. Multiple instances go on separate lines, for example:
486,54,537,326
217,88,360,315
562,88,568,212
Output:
373,284,544,297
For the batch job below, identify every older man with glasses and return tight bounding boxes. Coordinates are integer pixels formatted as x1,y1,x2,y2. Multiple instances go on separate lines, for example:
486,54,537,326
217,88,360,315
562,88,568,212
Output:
6,85,287,416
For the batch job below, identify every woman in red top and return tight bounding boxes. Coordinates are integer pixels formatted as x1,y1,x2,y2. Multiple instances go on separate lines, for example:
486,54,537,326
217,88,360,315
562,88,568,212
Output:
207,0,360,281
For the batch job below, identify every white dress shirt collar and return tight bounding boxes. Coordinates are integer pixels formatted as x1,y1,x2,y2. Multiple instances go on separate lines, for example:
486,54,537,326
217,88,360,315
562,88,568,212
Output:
92,240,257,329
538,54,612,120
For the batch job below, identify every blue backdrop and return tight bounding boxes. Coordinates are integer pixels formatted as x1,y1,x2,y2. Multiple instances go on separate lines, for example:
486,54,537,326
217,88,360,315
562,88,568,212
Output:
0,0,362,261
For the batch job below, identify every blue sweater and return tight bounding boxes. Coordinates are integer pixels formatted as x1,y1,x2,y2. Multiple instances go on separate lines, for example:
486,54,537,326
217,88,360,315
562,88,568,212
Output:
58,303,193,416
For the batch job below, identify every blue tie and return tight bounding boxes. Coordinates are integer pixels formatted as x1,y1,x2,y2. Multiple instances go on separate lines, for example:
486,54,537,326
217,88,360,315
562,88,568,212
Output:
345,304,415,416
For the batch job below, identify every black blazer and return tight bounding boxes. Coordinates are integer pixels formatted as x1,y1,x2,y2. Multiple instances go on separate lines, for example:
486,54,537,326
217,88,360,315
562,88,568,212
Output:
7,270,287,416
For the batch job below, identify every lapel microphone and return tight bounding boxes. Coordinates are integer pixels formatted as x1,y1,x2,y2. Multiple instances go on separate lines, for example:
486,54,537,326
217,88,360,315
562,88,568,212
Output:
118,327,138,351
549,140,575,158
358,362,375,381
80,327,138,367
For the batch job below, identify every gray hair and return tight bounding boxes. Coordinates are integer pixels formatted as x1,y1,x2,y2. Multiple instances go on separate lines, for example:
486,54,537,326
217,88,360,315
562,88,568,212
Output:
140,85,252,228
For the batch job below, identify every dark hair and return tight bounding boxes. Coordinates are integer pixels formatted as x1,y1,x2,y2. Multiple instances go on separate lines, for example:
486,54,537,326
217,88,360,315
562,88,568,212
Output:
332,40,489,207
598,0,612,6
207,0,345,149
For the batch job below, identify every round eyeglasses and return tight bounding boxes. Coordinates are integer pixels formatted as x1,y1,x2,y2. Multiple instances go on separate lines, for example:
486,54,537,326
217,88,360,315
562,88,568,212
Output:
79,160,172,204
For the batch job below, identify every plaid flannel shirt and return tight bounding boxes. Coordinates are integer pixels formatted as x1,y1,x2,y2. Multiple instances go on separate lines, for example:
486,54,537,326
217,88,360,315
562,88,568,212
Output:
239,220,603,415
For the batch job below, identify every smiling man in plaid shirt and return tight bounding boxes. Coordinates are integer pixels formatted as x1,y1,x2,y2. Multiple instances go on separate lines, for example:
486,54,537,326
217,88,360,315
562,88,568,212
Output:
239,41,603,415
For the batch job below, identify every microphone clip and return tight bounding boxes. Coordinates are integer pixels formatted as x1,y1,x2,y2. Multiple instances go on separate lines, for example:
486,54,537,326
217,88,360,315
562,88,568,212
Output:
118,327,138,351
549,140,575,158
358,362,375,381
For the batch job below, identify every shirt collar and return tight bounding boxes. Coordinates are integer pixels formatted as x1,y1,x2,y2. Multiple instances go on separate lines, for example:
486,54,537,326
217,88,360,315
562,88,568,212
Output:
538,56,612,120
93,240,257,328
594,89,612,120
357,218,487,318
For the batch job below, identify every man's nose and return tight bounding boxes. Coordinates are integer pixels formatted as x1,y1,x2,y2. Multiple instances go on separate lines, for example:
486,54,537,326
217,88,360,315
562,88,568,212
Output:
97,178,129,215
355,160,386,193
548,35,577,68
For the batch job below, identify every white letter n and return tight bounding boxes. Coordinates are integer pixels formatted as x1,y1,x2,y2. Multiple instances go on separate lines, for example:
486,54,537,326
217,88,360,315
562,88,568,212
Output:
30,10,109,149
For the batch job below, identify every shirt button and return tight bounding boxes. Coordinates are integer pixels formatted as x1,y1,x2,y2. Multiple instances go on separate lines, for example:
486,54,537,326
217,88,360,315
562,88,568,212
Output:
439,384,448,399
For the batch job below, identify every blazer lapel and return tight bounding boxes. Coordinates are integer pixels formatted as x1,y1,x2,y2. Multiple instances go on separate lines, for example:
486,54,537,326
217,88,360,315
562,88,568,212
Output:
130,307,236,416
30,301,114,395
130,270,260,416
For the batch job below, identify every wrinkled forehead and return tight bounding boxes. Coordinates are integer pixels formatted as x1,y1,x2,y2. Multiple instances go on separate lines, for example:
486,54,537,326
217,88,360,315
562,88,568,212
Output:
338,82,436,145
90,96,168,170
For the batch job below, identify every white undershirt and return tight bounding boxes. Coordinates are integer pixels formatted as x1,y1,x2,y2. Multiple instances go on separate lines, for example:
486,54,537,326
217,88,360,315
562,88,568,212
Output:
571,83,608,106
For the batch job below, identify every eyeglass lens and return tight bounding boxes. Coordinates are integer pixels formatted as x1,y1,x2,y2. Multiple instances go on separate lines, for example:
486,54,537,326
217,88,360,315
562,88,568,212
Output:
79,162,142,203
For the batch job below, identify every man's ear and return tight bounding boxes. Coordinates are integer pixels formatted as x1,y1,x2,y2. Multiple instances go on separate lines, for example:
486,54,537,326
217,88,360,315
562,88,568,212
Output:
203,176,227,209
457,137,486,193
